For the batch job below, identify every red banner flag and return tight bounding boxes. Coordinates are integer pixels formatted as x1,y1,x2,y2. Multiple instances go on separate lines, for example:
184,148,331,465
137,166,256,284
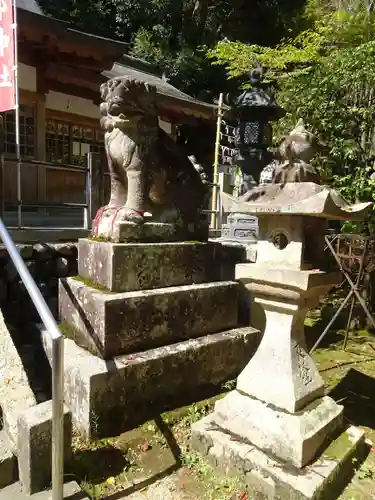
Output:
0,0,15,112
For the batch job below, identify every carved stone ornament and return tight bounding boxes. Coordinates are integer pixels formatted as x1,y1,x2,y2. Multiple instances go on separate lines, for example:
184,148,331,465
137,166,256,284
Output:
259,118,321,185
270,231,288,250
93,76,208,240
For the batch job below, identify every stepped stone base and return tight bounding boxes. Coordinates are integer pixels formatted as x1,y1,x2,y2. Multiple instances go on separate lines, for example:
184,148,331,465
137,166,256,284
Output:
59,278,239,359
38,325,261,438
110,221,209,243
212,391,343,468
78,239,220,292
192,416,366,500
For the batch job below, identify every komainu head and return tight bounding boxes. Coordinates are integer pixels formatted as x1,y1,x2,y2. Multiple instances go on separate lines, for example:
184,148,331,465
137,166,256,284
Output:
279,118,318,164
100,76,158,122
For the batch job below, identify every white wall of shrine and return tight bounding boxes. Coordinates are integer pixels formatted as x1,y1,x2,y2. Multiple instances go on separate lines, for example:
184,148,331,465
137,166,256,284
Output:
159,119,172,134
45,91,100,119
19,63,36,92
17,63,175,134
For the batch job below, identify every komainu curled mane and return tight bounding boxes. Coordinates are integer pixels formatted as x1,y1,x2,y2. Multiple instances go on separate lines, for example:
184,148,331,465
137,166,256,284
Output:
94,76,207,239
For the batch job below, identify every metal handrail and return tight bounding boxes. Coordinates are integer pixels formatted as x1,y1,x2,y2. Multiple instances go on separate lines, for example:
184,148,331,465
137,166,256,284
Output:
1,154,91,230
0,218,64,500
4,157,88,173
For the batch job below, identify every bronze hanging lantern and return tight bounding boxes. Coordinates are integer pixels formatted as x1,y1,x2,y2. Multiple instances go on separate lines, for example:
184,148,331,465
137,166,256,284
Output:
225,63,285,184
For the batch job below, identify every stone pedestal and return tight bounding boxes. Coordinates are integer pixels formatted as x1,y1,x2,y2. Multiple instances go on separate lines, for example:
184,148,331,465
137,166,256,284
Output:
59,277,240,358
53,222,262,436
192,417,365,500
78,238,221,292
235,266,338,414
196,140,372,499
191,252,365,498
97,219,209,243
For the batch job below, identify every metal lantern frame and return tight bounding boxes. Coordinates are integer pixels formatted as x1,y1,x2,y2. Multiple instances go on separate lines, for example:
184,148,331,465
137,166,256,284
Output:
225,64,285,182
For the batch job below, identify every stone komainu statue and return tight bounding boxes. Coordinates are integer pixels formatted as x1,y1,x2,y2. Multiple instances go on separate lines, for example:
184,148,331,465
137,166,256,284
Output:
95,76,207,238
260,119,321,185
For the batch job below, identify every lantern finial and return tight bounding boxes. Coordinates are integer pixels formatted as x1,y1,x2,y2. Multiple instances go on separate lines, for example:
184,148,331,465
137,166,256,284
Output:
249,62,264,87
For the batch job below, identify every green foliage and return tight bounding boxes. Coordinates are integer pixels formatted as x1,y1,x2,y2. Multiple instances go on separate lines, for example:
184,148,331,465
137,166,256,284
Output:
207,7,375,212
39,0,306,98
129,0,308,97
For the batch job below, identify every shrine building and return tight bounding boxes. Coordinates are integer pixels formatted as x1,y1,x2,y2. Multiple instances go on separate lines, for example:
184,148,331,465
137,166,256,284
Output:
1,0,216,218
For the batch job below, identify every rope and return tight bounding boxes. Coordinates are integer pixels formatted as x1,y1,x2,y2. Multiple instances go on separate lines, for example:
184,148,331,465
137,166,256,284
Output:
91,205,146,237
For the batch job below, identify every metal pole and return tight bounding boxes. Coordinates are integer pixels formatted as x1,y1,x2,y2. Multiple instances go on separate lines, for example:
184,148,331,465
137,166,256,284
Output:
52,336,64,500
309,289,353,354
12,0,21,228
343,239,368,350
326,236,375,329
0,218,64,500
211,93,223,230
83,152,91,230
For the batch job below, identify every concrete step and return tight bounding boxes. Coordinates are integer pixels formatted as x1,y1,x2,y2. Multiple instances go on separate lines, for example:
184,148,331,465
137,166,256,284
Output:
59,277,240,359
78,238,222,293
0,310,37,451
0,430,16,489
0,480,89,499
38,324,261,438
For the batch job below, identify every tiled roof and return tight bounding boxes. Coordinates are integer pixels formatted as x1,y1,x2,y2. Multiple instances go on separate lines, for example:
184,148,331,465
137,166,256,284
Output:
16,0,216,118
16,0,44,15
103,63,216,113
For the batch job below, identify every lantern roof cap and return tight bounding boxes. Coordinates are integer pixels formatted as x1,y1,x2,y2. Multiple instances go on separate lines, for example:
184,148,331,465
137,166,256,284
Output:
221,183,371,221
225,63,285,120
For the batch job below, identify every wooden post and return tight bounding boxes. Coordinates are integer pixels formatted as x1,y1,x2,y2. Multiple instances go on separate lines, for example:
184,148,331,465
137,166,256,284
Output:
36,95,46,203
211,93,224,230
0,116,4,219
88,152,104,224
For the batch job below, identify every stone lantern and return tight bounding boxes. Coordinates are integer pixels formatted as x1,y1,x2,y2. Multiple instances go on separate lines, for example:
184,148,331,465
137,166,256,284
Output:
221,63,284,244
192,123,372,499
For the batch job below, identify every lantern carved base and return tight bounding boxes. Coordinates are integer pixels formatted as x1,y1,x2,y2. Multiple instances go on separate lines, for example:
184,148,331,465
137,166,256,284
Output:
191,265,366,499
192,416,365,500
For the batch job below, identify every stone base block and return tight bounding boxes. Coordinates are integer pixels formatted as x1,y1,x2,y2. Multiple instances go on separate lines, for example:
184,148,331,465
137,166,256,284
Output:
17,401,72,495
213,390,343,468
38,325,261,438
78,239,220,292
192,415,366,500
0,430,16,489
111,221,208,243
0,311,37,451
59,277,239,359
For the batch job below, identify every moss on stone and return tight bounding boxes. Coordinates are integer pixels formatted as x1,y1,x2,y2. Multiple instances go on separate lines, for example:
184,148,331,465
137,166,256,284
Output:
88,235,110,243
59,321,77,341
322,431,352,461
71,275,114,294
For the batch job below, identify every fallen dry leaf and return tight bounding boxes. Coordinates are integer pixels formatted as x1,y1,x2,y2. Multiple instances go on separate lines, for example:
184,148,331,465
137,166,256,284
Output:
140,439,151,452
